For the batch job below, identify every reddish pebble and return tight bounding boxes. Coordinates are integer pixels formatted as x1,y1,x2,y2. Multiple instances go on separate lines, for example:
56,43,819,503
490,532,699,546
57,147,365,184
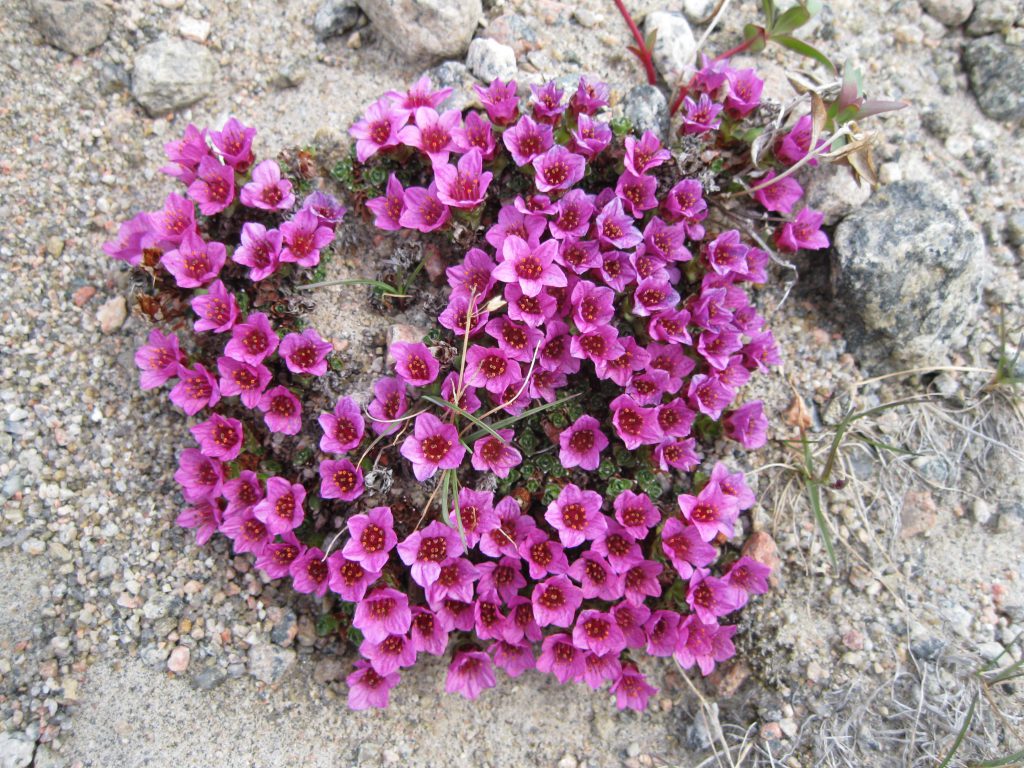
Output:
73,285,97,306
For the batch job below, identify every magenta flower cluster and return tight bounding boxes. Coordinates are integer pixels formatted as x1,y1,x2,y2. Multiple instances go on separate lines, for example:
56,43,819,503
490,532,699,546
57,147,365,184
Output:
106,62,826,712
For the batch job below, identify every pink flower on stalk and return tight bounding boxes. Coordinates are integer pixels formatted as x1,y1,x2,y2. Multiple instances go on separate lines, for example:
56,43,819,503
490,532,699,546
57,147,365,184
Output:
253,476,306,536
723,400,768,449
232,222,282,282
479,497,535,559
493,236,565,298
471,430,522,478
342,506,397,572
544,484,606,548
612,601,652,649
365,173,406,231
688,373,735,420
103,211,159,266
346,660,400,710
391,341,439,387
388,75,452,110
616,172,659,217
135,329,183,390
174,448,223,502
753,170,803,213
581,651,622,690
328,553,380,603
570,75,610,115
536,634,585,683
568,114,612,158
255,532,303,579
280,328,333,376
633,276,681,317
216,357,271,409
596,335,648,386
595,197,642,249
290,546,331,597
593,521,643,574
447,247,496,299
439,294,489,337
532,146,586,193
397,520,465,587
191,280,239,333
187,156,235,215
474,594,508,640
169,363,220,416
474,79,519,125
225,312,279,365
453,111,498,159
705,463,756,513
663,179,708,240
280,209,333,267
675,616,738,676
490,639,535,678
222,470,263,517
698,329,744,371
399,413,466,481
567,551,623,601
682,93,724,135
610,666,658,711
318,396,365,454
645,610,683,657
501,597,542,644
301,191,346,229
573,610,626,656
445,650,496,700
530,80,566,123
518,528,569,580
626,370,671,406
549,190,596,241
570,280,614,332
776,114,821,165
678,482,741,542
410,607,449,656
687,568,743,623
661,517,718,578
656,398,697,438
349,97,409,163
571,325,625,366
360,634,417,676
190,413,243,461
705,230,750,277
319,458,364,502
434,148,492,209
725,556,771,607
176,500,222,546
654,438,701,471
724,68,764,117
354,587,412,643
558,415,608,471
398,107,461,162
622,559,664,604
257,385,303,435
464,345,521,395
485,317,542,363
210,117,256,171
610,394,661,450
644,218,691,263
502,115,554,166
240,159,295,211
440,372,482,416
742,330,783,372
160,123,209,185
219,510,270,555
431,598,476,631
161,230,226,288
398,182,451,233
486,205,546,252
450,489,495,550
368,376,408,436
624,131,671,176
425,558,480,606
473,558,521,605
151,192,197,247
775,207,829,252
532,574,584,628
613,490,660,538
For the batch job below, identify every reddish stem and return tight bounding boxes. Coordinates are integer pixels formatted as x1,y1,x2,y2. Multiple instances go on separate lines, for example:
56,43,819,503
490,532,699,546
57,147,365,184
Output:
612,0,658,86
668,31,764,116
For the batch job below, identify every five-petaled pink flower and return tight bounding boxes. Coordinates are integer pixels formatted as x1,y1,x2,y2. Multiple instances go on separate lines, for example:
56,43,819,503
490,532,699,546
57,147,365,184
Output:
399,412,466,481
240,159,295,211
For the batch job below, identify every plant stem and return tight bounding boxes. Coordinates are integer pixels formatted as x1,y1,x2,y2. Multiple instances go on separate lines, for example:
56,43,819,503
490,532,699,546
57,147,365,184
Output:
611,0,658,85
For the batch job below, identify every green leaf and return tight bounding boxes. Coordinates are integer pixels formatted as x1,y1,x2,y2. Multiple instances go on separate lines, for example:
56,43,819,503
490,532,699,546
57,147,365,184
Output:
975,750,1024,768
937,693,976,768
772,34,835,72
855,99,909,120
743,24,768,53
420,395,507,444
771,5,810,35
315,613,340,637
644,28,658,55
450,472,468,551
803,435,836,567
760,0,777,27
469,393,582,441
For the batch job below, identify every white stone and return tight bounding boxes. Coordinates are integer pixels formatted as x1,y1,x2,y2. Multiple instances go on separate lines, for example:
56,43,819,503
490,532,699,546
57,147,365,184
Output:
97,295,127,334
643,11,696,85
177,16,211,42
356,0,481,65
466,38,517,82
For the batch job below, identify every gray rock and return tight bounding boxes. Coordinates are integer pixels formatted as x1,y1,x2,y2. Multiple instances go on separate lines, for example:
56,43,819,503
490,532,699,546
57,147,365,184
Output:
421,61,479,113
683,0,717,23
0,733,35,768
356,0,481,65
967,0,1021,34
270,608,298,646
623,84,669,141
1005,210,1024,247
248,642,296,684
643,11,696,85
481,13,537,58
191,665,226,691
831,181,989,367
94,60,131,95
802,163,872,226
131,38,217,117
465,38,517,82
313,0,364,40
270,60,308,90
964,36,1024,121
920,0,975,25
29,0,112,56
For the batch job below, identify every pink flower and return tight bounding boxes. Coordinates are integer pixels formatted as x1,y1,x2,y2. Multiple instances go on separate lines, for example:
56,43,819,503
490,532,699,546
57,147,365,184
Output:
174,448,223,503
445,650,496,699
532,146,586,193
447,247,496,299
342,506,398,572
191,280,239,333
536,633,585,683
624,131,671,176
549,190,596,240
633,276,680,317
502,114,553,166
613,490,659,538
450,489,495,549
490,639,535,677
610,394,661,450
399,412,465,481
708,462,756,510
319,458,365,502
434,148,492,209
103,211,159,266
474,594,507,640
216,357,271,409
219,510,270,556
349,97,409,163
464,345,522,394
410,607,449,656
654,438,701,471
425,557,479,606
224,312,279,365
663,179,708,240
571,325,625,366
678,482,740,542
471,430,522,478
151,192,197,247
775,207,829,251
391,341,439,387
593,520,644,574
570,75,609,115
753,170,803,213
328,553,379,603
388,75,452,110
544,484,606,548
318,396,365,454
474,79,519,125
644,218,691,263
301,191,346,229
397,520,465,587
581,651,622,690
485,317,543,363
568,114,612,158
612,601,651,649
169,363,220,415
398,107,461,163
530,80,566,123
161,230,226,288
486,205,546,253
518,528,569,580
479,497,535,559
682,93,724,134
210,117,256,171
656,399,696,438
160,123,210,184
532,574,584,627
176,500,222,546
502,597,543,644
723,400,768,449
346,660,400,710
453,111,498,159
222,470,263,517
232,222,282,282
725,556,771,607
190,413,243,461
724,68,764,117
645,610,683,657
595,197,642,249
687,567,743,621
255,532,303,579
622,559,664,604
571,280,614,332
675,617,738,676
360,633,417,676
290,546,331,597
258,385,303,435
558,415,608,471
187,156,235,215
687,373,735,420
661,517,717,579
354,587,412,643
435,598,474,631
398,182,451,232
573,609,626,656
135,329,183,390
280,328,333,376
610,666,657,711
253,476,306,536
493,236,565,298
368,377,408,435
567,551,623,600
280,209,334,267
365,173,405,231
616,171,659,217
776,114,821,165
240,159,295,211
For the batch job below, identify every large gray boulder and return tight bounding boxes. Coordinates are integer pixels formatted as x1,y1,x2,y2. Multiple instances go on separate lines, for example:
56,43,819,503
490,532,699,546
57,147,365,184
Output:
29,0,112,55
356,0,481,65
964,36,1024,121
643,11,696,86
831,181,989,366
131,38,217,116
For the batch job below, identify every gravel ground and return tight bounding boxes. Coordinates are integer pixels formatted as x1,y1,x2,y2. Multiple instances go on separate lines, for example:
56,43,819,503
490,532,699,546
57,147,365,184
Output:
1,0,1022,766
